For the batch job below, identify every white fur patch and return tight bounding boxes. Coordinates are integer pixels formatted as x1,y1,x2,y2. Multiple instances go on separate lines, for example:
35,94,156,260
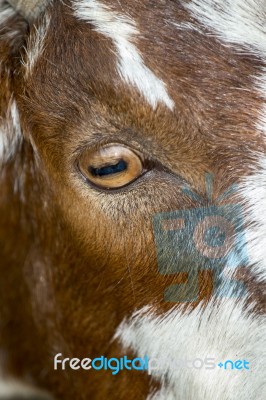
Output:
241,61,266,282
23,13,50,77
240,157,266,282
73,0,174,110
0,100,22,165
115,300,265,400
183,0,266,56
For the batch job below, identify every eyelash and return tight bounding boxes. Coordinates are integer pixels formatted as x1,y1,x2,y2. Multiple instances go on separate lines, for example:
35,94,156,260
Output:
75,136,156,165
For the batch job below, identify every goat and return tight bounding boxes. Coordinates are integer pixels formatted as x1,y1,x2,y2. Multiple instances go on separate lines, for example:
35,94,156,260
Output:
0,0,265,399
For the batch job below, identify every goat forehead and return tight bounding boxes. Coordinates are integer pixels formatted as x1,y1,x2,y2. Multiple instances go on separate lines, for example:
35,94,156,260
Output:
27,0,262,109
27,1,263,97
23,0,266,179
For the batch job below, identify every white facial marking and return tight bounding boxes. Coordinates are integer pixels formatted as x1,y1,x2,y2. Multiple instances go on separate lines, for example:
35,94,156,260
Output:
240,157,266,282
115,300,265,400
73,0,174,110
183,0,266,56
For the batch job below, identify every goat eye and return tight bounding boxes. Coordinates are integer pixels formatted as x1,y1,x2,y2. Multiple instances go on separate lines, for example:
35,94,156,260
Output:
77,144,144,189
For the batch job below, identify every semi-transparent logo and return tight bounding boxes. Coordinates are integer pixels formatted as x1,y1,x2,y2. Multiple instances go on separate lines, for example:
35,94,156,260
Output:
153,175,247,302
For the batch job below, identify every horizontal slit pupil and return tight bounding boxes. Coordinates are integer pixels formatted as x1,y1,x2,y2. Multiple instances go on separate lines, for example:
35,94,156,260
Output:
89,159,128,177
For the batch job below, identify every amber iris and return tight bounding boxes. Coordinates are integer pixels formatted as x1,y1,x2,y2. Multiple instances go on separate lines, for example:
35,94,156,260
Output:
78,144,144,189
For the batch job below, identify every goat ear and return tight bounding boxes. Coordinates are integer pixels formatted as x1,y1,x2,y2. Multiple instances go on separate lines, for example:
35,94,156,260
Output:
7,0,49,22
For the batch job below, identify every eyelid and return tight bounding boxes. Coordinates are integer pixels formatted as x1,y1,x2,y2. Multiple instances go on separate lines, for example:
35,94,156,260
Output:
74,136,154,165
